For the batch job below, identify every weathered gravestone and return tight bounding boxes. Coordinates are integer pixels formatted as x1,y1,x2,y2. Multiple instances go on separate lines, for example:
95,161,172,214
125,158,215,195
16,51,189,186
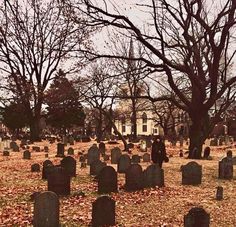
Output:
216,186,223,200
117,154,131,173
184,207,210,227
218,157,233,179
23,150,31,160
143,164,164,188
61,156,76,177
67,147,74,155
33,191,59,227
90,160,107,176
87,144,100,165
47,167,71,196
131,155,141,164
55,143,65,157
111,147,121,164
203,147,210,159
31,163,40,172
92,196,115,227
125,164,143,191
98,166,117,194
99,142,106,156
142,153,150,162
42,162,54,180
182,162,202,185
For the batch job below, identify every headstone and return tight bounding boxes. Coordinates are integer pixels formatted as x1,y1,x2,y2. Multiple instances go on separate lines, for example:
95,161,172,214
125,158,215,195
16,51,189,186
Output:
111,147,121,164
98,166,117,194
203,147,210,159
131,155,141,164
32,146,40,152
146,138,152,148
92,196,115,227
33,191,59,227
103,154,110,161
226,150,233,158
125,164,143,191
3,150,10,156
117,154,131,173
143,164,164,188
184,207,210,227
42,162,54,180
216,186,223,200
47,167,71,196
142,153,150,162
67,147,74,155
99,142,106,156
210,138,218,146
55,143,65,157
79,155,86,162
23,150,31,160
218,157,233,179
90,160,107,176
87,144,100,165
182,162,202,185
10,141,19,151
44,146,49,152
68,136,74,145
31,163,40,172
61,156,76,177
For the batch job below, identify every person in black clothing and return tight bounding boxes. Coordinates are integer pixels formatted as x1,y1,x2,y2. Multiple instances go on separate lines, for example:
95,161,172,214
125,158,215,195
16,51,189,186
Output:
151,135,167,168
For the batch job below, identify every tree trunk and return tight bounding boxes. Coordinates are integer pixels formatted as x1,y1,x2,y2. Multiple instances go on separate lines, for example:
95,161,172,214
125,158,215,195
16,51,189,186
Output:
96,111,103,143
29,117,41,142
131,99,137,140
188,114,209,159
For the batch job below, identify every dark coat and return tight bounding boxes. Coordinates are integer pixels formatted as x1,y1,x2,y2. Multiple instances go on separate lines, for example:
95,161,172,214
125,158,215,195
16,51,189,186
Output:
151,140,166,163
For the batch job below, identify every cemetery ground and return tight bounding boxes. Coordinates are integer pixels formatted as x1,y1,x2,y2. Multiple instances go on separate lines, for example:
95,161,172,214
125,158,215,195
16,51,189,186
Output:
0,140,236,227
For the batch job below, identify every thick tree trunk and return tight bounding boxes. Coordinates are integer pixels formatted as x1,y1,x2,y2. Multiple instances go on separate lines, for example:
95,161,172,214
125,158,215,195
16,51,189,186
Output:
29,117,41,142
96,111,103,143
188,114,211,159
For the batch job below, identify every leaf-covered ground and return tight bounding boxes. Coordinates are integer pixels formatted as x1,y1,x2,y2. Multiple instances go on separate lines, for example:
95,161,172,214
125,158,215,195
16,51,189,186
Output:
0,140,235,226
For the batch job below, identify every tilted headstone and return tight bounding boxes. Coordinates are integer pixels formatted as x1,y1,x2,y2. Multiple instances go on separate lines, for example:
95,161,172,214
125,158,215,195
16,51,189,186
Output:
31,163,41,172
90,160,107,176
47,167,71,196
98,166,117,194
23,150,31,160
111,147,121,164
118,154,131,173
33,191,59,227
182,161,202,185
99,142,106,156
142,153,150,162
216,186,223,200
125,164,143,191
87,144,100,165
55,143,65,157
67,147,74,155
218,157,233,179
61,156,76,177
131,155,141,164
143,164,164,188
92,196,115,227
42,162,54,180
184,207,210,227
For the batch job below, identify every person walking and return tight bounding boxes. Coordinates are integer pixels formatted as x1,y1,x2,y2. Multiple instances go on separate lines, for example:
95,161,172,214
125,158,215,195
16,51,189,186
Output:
151,135,167,168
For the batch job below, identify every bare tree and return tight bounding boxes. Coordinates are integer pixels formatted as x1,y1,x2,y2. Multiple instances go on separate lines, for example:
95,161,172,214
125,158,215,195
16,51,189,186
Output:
71,0,236,158
80,61,128,149
0,0,89,141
